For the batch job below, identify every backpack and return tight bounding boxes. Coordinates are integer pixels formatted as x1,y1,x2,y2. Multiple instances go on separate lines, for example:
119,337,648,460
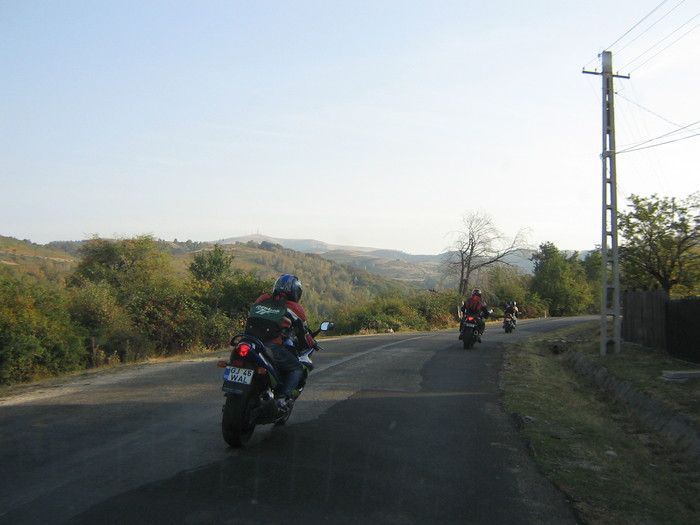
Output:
245,297,288,341
466,295,482,314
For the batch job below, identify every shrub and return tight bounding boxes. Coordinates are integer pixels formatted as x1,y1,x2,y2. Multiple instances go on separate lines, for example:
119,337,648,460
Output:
0,270,85,384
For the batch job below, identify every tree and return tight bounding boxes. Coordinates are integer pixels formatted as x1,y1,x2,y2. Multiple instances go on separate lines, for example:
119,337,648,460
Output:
618,193,700,295
68,235,197,359
0,269,85,383
67,280,142,365
485,265,530,311
530,242,594,316
188,244,235,282
580,249,602,306
69,235,172,292
442,212,528,296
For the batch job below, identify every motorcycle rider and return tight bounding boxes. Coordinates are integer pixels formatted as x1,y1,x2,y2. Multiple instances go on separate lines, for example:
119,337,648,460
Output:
245,274,315,412
504,301,520,327
460,289,490,342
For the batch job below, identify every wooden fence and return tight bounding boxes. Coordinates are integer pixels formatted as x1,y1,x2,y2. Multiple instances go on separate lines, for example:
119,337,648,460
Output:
666,298,700,362
622,289,700,362
622,289,668,350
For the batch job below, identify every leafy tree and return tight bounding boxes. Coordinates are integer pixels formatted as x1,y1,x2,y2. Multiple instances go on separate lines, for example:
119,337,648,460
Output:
216,272,271,324
68,235,195,359
530,242,594,316
408,290,462,328
67,280,142,365
188,244,235,282
581,250,602,306
124,283,204,356
519,292,550,318
485,265,530,312
69,235,172,292
442,212,528,296
0,269,85,383
618,193,700,295
187,245,270,344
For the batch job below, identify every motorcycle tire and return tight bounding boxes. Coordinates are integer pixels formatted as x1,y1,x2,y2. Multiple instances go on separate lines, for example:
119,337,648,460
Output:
222,394,256,447
463,336,475,349
274,399,294,426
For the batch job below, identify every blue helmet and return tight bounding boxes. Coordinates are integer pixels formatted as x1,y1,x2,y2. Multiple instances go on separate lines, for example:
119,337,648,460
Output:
273,274,303,302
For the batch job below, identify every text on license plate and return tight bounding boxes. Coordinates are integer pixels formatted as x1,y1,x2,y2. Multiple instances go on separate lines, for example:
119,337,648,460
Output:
223,366,254,385
464,323,476,328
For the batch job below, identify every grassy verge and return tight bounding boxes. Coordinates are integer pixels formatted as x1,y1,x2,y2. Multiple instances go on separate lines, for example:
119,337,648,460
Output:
501,321,700,525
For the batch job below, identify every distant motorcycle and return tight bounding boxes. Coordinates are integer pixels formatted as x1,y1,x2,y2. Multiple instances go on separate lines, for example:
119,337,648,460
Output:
217,321,334,446
503,314,515,333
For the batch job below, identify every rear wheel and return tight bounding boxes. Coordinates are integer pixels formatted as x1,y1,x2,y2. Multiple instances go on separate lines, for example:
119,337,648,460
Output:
222,394,256,447
463,334,475,349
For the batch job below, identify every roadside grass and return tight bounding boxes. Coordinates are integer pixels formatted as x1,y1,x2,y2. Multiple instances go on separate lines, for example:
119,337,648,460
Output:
501,321,700,525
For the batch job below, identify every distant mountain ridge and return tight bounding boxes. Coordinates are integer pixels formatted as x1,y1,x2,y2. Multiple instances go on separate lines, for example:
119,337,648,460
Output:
219,234,442,262
218,234,539,287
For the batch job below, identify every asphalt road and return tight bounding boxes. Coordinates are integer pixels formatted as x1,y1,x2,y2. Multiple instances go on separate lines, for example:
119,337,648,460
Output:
0,316,596,525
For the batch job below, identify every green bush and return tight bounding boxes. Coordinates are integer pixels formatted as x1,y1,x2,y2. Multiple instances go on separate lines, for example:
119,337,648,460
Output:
67,280,143,365
332,291,460,335
0,270,85,384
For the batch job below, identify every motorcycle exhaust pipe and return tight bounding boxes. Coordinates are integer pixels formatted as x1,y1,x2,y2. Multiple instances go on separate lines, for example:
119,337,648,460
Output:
260,390,274,403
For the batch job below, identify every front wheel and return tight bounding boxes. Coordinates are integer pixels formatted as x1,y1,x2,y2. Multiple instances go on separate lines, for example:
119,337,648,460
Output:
222,394,256,447
274,399,294,426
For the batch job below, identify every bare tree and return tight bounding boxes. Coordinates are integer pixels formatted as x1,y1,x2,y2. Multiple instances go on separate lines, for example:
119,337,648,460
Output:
442,212,529,296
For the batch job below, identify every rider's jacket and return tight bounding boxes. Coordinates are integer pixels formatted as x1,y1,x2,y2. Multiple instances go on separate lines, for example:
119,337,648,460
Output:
252,293,315,348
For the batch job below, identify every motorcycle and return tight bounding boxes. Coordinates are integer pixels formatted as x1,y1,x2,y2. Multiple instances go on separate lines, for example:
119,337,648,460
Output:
217,321,334,447
459,316,480,349
503,313,515,333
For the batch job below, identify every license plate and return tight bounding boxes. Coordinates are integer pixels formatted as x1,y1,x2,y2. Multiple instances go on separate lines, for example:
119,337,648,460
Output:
223,366,254,385
464,323,476,328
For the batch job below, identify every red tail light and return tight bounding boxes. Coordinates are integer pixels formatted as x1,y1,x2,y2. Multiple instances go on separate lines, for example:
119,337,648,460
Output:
467,316,476,322
236,343,251,357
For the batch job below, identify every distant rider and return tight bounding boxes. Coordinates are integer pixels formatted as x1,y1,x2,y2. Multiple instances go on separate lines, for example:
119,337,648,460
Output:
460,289,490,342
504,301,520,326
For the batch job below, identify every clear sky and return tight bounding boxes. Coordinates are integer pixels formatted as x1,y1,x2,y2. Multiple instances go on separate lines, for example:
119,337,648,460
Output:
2,1,698,255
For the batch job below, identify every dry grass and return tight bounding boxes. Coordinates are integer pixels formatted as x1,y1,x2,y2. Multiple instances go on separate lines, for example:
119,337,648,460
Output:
502,322,700,525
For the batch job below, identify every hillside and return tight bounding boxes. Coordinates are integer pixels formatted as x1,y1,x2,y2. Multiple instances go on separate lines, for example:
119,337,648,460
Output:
221,234,537,287
0,236,77,278
194,241,423,317
1,234,539,289
0,236,422,319
219,233,387,254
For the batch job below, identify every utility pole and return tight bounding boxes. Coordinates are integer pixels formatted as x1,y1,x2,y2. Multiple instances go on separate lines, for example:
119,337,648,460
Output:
583,51,629,355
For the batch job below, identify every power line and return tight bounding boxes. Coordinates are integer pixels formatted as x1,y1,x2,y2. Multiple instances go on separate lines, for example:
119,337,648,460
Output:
624,15,700,73
614,0,688,56
583,0,696,73
618,132,700,153
606,0,673,50
617,120,700,153
615,91,683,128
